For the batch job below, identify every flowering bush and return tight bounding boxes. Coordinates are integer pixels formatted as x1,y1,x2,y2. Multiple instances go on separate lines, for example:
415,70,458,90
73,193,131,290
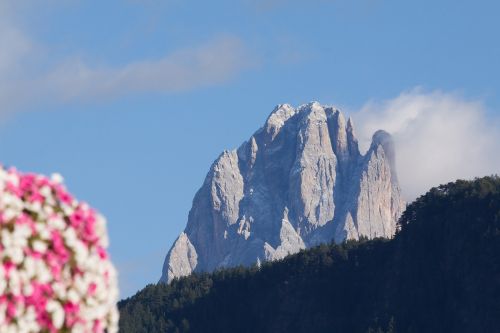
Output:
0,167,119,332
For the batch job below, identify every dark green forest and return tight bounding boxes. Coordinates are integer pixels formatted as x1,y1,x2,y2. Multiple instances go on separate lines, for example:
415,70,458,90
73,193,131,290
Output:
119,176,500,333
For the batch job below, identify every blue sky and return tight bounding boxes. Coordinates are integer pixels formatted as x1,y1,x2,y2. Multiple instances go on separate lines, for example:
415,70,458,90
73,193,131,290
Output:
0,0,499,297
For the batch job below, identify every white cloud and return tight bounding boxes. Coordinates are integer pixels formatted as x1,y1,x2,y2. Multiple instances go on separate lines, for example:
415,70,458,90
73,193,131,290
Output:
352,89,500,200
41,36,253,101
0,4,254,116
0,24,32,76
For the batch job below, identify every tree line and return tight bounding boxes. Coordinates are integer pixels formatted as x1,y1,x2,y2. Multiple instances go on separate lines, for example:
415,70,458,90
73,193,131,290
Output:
119,176,500,332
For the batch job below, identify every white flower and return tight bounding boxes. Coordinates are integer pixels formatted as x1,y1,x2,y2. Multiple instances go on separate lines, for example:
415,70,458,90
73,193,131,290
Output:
2,208,17,222
10,246,24,264
22,257,36,279
25,201,42,213
67,288,80,303
52,282,67,300
36,265,52,284
37,227,51,241
70,323,86,333
0,276,6,295
62,204,74,216
51,173,64,184
0,304,6,326
22,282,33,296
40,185,52,197
8,270,21,295
46,300,65,329
74,274,89,296
6,172,19,186
1,231,12,248
48,216,66,230
32,240,47,253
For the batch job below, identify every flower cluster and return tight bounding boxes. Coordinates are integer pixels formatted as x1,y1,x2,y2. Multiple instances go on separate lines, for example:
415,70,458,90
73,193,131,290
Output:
0,167,119,332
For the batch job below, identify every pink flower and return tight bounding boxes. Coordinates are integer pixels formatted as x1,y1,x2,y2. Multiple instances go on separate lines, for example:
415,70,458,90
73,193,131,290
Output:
64,301,81,327
29,190,45,203
97,246,108,260
69,208,85,228
88,282,98,296
5,181,22,197
93,319,103,333
3,261,15,277
55,185,73,205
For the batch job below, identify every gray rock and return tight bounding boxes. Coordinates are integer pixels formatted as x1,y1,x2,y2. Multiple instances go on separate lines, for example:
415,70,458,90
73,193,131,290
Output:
160,233,198,283
160,102,405,283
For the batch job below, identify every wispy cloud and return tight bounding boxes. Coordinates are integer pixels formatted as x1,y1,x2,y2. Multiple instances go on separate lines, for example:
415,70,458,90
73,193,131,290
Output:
41,36,253,100
0,25,31,77
0,5,254,117
353,89,500,200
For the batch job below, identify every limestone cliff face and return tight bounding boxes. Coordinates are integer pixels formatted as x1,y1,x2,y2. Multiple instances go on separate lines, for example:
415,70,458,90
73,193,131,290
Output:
160,102,405,283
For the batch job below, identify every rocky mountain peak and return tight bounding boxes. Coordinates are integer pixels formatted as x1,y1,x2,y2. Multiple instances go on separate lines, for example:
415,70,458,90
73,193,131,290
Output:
265,103,296,138
160,102,405,283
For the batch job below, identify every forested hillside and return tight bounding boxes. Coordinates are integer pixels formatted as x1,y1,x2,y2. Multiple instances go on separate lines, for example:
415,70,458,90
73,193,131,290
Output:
119,176,500,333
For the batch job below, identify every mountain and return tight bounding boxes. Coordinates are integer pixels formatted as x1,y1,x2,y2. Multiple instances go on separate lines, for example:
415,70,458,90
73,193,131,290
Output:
160,102,404,283
119,176,500,333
